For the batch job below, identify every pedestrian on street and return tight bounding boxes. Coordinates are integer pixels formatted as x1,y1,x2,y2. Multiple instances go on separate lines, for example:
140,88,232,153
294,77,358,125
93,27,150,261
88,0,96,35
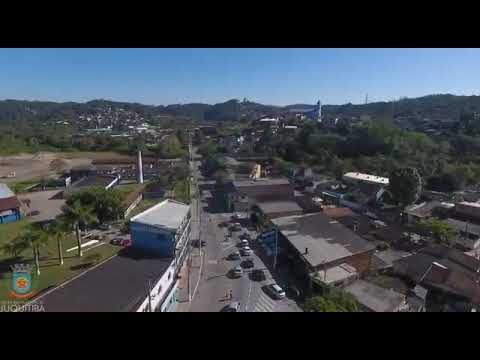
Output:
229,290,233,300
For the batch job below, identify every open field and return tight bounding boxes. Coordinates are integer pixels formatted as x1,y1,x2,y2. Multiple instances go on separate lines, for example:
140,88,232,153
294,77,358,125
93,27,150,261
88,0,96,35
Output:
0,220,122,303
0,151,131,184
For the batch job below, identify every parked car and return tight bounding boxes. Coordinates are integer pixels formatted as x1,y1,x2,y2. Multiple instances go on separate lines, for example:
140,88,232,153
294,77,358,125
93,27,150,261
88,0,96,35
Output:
231,266,243,278
110,237,122,246
251,269,266,281
239,239,249,247
120,239,132,247
241,232,251,240
228,251,241,260
241,258,254,269
232,213,243,220
266,284,286,299
222,302,240,312
240,246,253,256
230,223,242,231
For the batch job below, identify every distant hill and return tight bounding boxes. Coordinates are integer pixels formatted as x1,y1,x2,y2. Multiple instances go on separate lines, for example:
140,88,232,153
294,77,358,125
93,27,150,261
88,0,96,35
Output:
0,94,479,125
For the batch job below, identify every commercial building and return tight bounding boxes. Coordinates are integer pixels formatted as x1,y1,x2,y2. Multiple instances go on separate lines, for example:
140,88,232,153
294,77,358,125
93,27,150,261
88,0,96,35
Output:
225,178,294,212
130,199,191,262
342,172,389,186
271,212,375,287
257,200,303,220
34,249,180,312
63,174,120,197
0,183,21,224
34,199,192,312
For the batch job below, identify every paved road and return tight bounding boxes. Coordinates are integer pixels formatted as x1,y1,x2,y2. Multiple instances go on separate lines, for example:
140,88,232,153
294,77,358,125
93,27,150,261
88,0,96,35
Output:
189,148,301,312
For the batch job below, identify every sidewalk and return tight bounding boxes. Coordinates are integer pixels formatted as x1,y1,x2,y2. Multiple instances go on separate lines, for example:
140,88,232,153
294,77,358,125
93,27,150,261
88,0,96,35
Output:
176,248,203,312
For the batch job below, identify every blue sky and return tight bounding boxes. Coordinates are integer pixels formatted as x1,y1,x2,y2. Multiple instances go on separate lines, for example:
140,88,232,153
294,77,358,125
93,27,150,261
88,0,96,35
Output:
0,48,479,106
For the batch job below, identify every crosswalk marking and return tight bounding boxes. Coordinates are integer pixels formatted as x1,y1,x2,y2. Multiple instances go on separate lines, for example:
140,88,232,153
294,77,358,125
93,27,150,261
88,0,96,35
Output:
252,293,277,312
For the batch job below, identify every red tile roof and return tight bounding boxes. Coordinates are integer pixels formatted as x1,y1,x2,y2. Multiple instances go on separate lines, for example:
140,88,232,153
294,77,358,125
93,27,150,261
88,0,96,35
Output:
323,207,356,219
0,196,20,212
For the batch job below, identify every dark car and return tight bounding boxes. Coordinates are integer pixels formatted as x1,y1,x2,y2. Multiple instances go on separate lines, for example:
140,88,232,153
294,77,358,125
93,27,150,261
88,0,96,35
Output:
221,302,240,312
251,269,266,281
228,251,241,260
110,237,122,246
192,240,206,248
241,258,254,269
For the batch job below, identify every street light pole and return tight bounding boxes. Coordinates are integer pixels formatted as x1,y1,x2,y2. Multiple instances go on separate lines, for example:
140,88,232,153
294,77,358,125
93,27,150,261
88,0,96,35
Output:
273,227,278,270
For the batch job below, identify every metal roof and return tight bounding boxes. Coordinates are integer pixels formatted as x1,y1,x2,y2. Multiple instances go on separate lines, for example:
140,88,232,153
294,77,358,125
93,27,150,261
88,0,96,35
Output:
31,249,172,312
0,183,14,199
272,212,375,268
130,199,190,231
344,280,405,312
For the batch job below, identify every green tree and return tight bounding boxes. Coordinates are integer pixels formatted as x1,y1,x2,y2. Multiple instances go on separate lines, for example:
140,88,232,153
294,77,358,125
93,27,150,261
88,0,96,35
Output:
2,237,29,258
416,218,458,246
388,167,422,207
47,219,69,266
67,187,125,223
61,201,98,257
12,228,49,276
304,288,359,312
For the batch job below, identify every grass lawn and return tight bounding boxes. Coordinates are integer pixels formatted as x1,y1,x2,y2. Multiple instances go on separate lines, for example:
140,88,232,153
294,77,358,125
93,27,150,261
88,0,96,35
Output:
0,220,121,303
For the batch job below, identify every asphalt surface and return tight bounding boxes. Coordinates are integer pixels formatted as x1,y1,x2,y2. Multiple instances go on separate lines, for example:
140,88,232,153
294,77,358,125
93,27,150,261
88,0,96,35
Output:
188,148,301,313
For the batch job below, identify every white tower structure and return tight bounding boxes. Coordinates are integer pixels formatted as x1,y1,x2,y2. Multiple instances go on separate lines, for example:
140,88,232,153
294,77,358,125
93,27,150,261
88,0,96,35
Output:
137,150,144,184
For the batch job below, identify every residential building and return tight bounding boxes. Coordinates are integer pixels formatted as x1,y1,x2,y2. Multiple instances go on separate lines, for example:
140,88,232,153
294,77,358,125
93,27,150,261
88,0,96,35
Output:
344,280,408,312
271,212,375,287
0,183,21,224
444,218,480,251
393,245,480,306
454,201,480,222
404,201,453,224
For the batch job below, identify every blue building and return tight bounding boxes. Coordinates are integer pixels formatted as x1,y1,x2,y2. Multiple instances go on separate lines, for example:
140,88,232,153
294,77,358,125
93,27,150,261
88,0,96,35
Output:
130,199,191,261
0,183,21,224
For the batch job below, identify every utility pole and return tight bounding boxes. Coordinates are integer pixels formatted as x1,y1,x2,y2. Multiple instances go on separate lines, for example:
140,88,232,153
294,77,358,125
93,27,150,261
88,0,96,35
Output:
273,227,278,270
187,244,191,301
147,279,153,312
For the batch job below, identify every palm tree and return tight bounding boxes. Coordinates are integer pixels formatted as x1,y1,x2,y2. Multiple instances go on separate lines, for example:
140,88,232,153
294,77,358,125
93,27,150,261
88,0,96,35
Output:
2,237,29,258
14,228,48,276
47,219,68,265
61,201,97,257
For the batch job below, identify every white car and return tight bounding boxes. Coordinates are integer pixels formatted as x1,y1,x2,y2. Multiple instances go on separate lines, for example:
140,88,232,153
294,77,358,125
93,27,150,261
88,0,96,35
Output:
239,239,249,247
240,246,253,256
267,284,286,299
231,266,243,278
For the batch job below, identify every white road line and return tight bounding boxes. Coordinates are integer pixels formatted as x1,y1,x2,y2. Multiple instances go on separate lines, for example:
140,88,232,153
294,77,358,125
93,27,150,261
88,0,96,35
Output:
253,293,277,312
245,281,253,312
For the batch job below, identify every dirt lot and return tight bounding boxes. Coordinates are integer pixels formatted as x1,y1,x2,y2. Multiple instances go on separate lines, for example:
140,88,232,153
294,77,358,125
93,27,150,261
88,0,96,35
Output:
0,152,112,183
